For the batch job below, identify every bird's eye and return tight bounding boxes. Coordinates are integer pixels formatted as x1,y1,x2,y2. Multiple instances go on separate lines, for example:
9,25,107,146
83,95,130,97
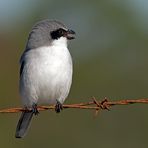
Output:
51,28,66,39
58,29,65,36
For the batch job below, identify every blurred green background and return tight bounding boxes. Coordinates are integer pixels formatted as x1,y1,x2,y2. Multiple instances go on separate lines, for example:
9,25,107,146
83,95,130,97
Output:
0,0,148,147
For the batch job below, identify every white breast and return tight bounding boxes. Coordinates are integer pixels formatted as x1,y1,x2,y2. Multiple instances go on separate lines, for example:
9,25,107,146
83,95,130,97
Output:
20,37,73,107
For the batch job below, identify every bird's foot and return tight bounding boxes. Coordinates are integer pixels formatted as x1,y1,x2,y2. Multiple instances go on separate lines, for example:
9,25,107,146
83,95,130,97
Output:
55,100,63,113
32,103,39,115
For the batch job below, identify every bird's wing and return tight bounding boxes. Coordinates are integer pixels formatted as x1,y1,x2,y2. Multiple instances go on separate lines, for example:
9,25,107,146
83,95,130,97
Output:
20,60,25,76
19,50,27,77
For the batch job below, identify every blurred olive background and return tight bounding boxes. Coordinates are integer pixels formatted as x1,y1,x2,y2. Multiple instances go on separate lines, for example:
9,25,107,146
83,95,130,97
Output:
0,0,148,147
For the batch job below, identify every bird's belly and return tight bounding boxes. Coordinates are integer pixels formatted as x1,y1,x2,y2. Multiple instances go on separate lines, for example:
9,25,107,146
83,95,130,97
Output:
37,62,72,104
20,46,72,107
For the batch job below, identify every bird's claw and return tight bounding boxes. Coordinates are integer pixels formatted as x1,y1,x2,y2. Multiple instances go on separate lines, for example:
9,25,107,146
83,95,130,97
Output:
32,103,39,115
55,100,63,113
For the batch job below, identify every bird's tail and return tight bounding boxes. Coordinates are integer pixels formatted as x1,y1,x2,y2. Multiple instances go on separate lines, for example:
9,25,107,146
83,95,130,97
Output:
15,111,34,138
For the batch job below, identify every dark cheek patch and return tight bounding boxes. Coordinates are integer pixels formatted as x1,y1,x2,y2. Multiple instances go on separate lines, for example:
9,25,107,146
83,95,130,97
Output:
50,28,66,40
50,30,60,39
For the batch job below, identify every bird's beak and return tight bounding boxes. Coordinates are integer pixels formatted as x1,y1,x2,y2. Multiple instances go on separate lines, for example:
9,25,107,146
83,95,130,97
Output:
66,29,76,40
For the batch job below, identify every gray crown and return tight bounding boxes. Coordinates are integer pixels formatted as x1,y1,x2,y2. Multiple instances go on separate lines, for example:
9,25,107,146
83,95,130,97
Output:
26,19,67,49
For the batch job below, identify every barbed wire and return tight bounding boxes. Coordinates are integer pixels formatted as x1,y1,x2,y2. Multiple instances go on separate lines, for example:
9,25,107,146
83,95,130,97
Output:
0,97,148,114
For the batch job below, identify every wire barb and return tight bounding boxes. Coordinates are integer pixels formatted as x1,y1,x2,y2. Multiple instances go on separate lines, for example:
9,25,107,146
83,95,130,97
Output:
0,97,148,113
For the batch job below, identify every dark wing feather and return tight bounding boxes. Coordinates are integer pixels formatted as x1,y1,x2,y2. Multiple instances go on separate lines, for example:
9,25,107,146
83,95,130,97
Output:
20,60,25,76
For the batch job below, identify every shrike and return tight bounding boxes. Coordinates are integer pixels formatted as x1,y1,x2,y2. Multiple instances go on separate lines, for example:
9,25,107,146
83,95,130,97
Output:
15,19,75,138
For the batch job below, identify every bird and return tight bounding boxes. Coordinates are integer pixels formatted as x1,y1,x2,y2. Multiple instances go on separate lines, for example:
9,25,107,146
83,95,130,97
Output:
15,19,75,138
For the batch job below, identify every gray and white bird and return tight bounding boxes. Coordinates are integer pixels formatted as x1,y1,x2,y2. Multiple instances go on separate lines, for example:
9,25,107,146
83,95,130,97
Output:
15,19,75,138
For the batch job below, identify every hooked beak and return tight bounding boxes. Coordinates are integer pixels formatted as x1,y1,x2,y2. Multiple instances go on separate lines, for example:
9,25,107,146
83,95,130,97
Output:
66,29,76,40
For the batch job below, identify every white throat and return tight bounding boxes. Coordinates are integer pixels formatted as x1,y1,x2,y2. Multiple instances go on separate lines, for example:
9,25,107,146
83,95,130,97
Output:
51,37,68,48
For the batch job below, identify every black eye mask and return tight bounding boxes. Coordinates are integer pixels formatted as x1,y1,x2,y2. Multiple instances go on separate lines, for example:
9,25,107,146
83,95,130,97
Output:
51,28,75,40
50,28,66,40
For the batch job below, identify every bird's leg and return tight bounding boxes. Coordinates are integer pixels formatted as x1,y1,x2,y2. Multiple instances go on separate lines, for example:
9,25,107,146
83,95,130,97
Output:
55,100,63,113
32,103,39,115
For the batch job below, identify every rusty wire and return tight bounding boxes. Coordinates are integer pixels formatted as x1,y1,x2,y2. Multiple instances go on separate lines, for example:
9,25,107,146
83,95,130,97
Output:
0,97,148,114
